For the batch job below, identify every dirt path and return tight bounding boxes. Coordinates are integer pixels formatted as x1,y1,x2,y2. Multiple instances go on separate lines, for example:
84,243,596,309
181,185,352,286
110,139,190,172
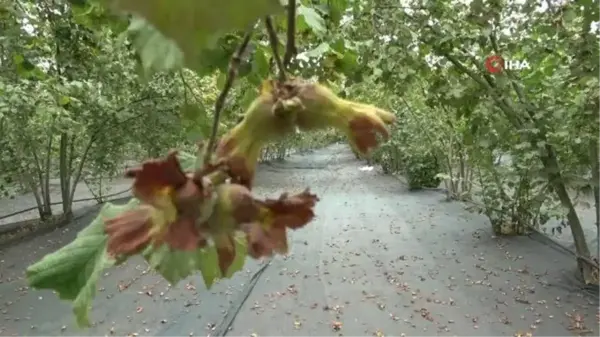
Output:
0,144,597,336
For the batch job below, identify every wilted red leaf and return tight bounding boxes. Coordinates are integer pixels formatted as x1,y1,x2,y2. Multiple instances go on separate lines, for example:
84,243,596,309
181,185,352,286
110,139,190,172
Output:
173,179,210,218
126,151,187,203
239,189,319,258
215,133,236,157
348,114,389,155
259,189,319,229
108,152,214,255
161,218,207,250
105,205,205,256
225,155,255,189
105,206,153,256
112,147,320,267
266,226,288,254
242,222,274,258
214,134,258,189
224,184,259,223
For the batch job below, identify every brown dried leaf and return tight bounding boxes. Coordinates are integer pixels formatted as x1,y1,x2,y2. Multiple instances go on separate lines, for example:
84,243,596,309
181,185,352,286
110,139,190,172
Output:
348,114,389,154
126,151,187,203
242,222,275,258
110,152,211,254
105,206,153,256
238,189,319,257
259,189,319,230
214,138,261,189
162,218,206,251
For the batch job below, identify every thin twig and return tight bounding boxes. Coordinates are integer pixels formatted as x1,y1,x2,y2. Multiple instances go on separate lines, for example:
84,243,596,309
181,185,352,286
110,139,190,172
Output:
179,71,189,103
283,0,297,67
202,29,254,166
179,70,206,106
264,16,286,82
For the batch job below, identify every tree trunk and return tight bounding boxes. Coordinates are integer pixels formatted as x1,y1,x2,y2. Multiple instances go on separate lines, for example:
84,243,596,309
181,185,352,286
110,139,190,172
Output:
29,138,53,220
42,137,53,217
69,136,95,204
589,139,599,229
58,133,73,221
22,174,45,220
541,144,595,283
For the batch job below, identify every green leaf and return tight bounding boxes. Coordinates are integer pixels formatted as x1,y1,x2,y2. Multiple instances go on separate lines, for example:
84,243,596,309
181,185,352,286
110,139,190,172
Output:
252,47,270,78
331,38,346,54
184,127,201,142
181,103,206,122
58,95,72,106
142,232,247,288
102,0,283,69
13,53,41,78
26,200,139,327
304,42,330,58
335,51,359,75
239,87,259,110
12,54,36,71
196,247,221,288
562,8,577,24
186,118,213,141
328,0,348,25
177,151,202,172
216,72,227,90
224,233,247,277
372,67,383,78
144,244,203,285
180,99,212,143
297,5,326,35
127,16,184,73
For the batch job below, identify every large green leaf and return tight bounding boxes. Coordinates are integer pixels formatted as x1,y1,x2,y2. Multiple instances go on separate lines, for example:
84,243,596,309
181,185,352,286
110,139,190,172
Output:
125,17,245,74
328,0,348,25
297,4,326,35
181,102,206,122
26,199,140,327
196,246,221,288
252,46,270,78
126,16,184,73
224,233,248,278
143,244,204,285
102,0,283,69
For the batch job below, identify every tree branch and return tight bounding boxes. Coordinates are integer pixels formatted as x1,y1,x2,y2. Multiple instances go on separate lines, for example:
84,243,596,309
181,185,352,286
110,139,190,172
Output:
283,0,297,67
202,28,254,165
179,70,207,112
438,51,506,106
488,31,537,117
426,33,524,129
179,71,189,104
264,16,286,82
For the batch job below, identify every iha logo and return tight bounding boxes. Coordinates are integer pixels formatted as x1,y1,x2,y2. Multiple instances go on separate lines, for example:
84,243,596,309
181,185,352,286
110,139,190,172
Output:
484,55,530,73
